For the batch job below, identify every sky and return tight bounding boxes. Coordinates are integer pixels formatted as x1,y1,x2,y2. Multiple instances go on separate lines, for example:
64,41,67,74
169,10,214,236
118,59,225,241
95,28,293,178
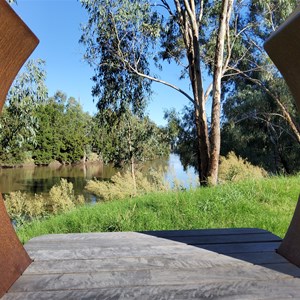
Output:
11,0,206,126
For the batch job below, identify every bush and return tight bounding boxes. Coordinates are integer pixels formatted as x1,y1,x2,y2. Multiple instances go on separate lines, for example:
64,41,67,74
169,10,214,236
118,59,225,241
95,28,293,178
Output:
5,191,45,220
4,179,85,223
219,151,267,183
87,152,101,162
85,169,169,201
48,179,75,214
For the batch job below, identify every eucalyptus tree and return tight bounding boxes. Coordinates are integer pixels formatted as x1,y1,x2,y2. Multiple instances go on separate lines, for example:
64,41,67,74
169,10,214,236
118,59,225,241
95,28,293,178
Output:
221,81,300,174
223,0,300,144
80,0,237,185
80,0,299,185
0,59,48,164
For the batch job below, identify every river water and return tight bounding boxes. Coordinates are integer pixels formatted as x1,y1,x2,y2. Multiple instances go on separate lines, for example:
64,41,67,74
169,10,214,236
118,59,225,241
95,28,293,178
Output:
0,154,198,201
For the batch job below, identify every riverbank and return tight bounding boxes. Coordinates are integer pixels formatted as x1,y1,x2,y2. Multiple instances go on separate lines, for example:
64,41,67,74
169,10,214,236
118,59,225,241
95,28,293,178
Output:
17,174,300,243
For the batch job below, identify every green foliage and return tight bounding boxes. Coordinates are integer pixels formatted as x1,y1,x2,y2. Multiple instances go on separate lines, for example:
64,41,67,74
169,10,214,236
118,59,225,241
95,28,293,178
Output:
164,106,199,172
0,59,48,165
5,191,44,221
85,169,169,201
1,85,170,167
4,179,84,225
80,0,159,116
48,179,76,214
221,82,300,174
33,92,93,165
94,109,169,166
17,174,300,243
218,152,267,183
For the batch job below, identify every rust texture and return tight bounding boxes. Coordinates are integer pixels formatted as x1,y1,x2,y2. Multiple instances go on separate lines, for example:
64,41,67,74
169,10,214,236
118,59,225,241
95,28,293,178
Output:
264,6,300,267
277,197,300,267
0,0,39,297
0,0,39,109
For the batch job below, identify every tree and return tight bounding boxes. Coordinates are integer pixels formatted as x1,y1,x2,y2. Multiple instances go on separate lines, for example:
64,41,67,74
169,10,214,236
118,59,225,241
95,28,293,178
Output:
80,0,237,186
33,91,93,165
0,59,48,165
221,77,300,174
221,0,300,144
94,109,169,194
217,0,300,174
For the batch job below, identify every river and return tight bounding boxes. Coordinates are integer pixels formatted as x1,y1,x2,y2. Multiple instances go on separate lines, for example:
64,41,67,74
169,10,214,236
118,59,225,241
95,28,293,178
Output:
0,154,198,201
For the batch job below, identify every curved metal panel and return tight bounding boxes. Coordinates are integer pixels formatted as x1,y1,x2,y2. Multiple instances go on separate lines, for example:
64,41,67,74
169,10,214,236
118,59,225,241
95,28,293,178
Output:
264,6,300,112
264,6,300,267
0,0,39,297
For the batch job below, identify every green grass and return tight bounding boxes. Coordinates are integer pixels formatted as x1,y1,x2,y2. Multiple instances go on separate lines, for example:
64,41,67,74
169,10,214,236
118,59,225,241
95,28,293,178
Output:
17,175,300,243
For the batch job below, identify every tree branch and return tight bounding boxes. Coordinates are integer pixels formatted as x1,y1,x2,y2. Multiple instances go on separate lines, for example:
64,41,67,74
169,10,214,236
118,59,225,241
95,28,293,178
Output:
231,67,300,144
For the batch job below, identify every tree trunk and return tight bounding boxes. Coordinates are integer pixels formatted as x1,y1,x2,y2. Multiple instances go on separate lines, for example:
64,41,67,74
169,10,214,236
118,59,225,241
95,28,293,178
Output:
208,0,233,186
188,41,210,186
130,154,137,196
175,0,210,185
128,125,137,196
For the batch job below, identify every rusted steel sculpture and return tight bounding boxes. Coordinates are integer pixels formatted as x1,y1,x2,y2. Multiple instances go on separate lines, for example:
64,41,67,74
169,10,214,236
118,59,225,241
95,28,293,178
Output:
264,5,300,267
0,0,39,297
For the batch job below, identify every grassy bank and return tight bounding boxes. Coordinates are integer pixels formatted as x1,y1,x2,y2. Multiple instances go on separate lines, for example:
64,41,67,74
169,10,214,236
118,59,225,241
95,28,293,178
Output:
17,175,300,243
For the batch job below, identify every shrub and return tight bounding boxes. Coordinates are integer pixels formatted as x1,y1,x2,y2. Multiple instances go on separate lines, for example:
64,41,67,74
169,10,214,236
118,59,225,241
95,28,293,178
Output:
87,152,101,162
5,191,46,226
85,169,169,201
48,179,75,214
5,191,28,220
24,193,46,218
219,151,267,183
4,179,85,222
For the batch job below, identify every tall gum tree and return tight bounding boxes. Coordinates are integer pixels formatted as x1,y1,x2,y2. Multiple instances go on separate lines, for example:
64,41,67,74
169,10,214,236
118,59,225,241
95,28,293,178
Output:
80,0,235,186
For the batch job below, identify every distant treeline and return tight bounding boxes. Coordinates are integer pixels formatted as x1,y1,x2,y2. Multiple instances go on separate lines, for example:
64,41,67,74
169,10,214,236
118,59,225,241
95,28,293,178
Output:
0,61,170,168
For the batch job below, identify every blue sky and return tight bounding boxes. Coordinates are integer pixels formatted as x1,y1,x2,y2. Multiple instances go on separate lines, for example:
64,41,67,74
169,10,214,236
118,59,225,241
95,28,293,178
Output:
11,0,206,126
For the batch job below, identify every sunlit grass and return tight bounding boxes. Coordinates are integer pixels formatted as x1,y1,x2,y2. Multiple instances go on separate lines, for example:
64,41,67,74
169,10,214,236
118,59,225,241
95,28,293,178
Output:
17,174,300,244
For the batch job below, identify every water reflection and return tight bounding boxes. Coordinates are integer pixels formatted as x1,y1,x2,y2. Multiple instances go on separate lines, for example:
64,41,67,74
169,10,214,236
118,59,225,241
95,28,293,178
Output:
0,154,198,200
0,163,116,195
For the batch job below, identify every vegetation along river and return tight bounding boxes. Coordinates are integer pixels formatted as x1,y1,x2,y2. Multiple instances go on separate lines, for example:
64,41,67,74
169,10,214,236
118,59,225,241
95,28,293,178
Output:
0,154,197,202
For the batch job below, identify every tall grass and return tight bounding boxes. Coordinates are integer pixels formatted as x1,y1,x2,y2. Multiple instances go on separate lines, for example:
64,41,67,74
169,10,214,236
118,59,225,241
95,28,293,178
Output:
17,175,300,244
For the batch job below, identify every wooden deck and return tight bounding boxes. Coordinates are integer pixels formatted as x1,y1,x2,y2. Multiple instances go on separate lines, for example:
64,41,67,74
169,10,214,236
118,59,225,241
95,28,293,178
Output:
3,228,300,299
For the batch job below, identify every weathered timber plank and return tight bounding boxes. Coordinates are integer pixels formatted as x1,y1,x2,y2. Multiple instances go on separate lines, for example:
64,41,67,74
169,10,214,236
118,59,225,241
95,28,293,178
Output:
142,228,269,238
25,236,183,251
152,233,281,246
27,231,150,242
26,244,214,261
261,263,300,278
9,264,292,293
25,233,281,251
230,251,289,265
4,279,300,300
26,228,269,244
25,253,249,275
200,241,281,254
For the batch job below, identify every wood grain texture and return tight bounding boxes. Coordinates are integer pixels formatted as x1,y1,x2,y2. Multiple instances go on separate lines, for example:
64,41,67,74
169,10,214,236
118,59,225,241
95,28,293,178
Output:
5,229,300,299
8,265,292,293
25,254,247,274
4,279,300,300
25,244,213,261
